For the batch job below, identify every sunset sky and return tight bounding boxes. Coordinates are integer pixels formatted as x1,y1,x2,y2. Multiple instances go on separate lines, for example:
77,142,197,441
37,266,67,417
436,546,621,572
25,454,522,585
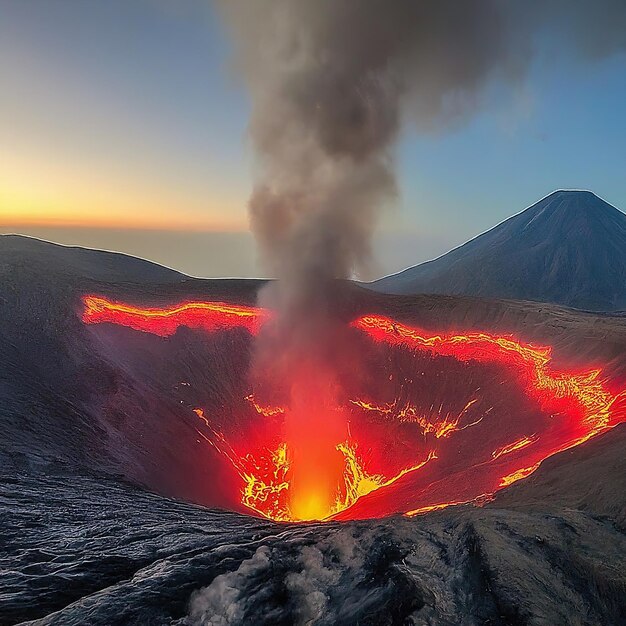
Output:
1,0,625,278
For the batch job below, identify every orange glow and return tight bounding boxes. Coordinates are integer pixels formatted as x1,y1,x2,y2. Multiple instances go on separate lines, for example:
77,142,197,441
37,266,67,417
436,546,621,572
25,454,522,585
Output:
352,314,623,445
245,394,284,417
492,435,537,460
82,296,626,521
499,464,541,487
350,397,484,439
405,493,493,517
194,406,438,522
337,444,437,509
0,150,247,232
82,295,267,336
0,213,246,233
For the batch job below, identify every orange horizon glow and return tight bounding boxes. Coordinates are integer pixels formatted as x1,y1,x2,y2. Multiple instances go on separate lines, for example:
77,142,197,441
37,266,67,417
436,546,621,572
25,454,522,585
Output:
0,150,248,233
0,215,249,233
81,295,626,523
0,206,248,233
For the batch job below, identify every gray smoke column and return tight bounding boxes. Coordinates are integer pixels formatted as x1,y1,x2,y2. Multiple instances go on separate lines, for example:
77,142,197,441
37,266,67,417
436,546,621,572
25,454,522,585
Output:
215,0,626,519
217,0,525,356
215,0,524,520
218,1,522,303
217,0,626,301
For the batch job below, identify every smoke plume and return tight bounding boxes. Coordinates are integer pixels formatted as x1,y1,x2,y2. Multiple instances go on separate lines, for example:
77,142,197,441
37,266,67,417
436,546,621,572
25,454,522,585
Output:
216,0,626,519
218,1,519,294
217,0,626,290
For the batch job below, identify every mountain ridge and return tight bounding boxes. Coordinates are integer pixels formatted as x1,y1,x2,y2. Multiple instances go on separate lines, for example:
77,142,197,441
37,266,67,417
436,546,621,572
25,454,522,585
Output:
372,190,626,311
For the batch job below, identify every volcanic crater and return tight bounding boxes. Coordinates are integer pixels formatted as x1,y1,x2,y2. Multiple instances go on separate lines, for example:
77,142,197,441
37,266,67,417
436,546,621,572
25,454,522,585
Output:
3,236,626,625
81,294,626,523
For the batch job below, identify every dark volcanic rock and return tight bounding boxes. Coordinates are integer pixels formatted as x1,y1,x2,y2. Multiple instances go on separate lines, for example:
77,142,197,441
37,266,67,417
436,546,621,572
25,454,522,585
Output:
373,190,626,312
2,234,626,625
491,422,626,526
2,470,625,625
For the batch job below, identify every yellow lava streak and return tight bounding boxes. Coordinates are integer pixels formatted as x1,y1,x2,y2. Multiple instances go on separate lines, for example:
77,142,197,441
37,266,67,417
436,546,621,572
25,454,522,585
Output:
499,464,541,487
194,405,438,522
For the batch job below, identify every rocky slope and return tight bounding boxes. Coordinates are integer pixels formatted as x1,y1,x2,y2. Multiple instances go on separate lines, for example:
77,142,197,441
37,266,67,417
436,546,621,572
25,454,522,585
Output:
373,190,626,312
1,234,625,625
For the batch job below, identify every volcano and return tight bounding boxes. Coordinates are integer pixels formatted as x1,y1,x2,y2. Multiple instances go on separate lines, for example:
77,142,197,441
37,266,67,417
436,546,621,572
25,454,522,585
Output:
373,190,626,311
2,233,625,520
2,233,626,624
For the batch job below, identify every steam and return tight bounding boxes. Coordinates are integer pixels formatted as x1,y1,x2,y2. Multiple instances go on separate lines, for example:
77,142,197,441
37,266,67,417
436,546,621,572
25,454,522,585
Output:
218,1,520,297
216,0,626,518
186,528,375,626
215,3,522,487
186,546,273,625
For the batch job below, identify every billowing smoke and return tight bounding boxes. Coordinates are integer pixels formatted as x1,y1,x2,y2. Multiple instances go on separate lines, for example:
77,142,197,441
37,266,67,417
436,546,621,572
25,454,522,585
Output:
218,1,522,295
185,527,397,625
217,0,626,288
216,0,626,519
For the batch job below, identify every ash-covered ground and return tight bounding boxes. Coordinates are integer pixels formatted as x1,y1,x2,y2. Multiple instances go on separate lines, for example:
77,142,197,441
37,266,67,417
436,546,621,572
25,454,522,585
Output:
1,235,626,625
3,462,626,626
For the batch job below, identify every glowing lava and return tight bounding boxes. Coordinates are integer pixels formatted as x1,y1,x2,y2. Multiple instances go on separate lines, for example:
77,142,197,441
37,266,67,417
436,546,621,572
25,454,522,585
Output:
352,314,623,449
192,409,436,522
82,296,626,522
82,295,266,336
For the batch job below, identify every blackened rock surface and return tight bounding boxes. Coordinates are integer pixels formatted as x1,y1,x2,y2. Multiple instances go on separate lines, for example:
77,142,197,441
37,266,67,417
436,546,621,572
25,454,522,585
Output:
491,422,626,525
2,234,626,625
373,191,626,312
2,470,625,626
3,233,625,515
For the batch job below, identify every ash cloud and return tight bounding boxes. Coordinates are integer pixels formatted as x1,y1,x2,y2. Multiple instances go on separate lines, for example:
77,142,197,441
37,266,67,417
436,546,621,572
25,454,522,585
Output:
217,0,522,304
215,0,527,411
217,0,626,301
215,0,626,493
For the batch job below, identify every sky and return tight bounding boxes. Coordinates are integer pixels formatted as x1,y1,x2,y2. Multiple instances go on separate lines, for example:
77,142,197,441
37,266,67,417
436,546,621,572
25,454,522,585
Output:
1,0,625,279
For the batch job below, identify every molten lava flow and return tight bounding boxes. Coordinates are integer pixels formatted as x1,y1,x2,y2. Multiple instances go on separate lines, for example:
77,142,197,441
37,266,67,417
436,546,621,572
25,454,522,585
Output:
405,493,494,517
281,366,351,521
193,409,291,520
82,295,266,336
194,407,437,522
350,314,626,514
351,397,485,439
245,394,284,417
337,444,437,512
82,296,626,522
352,314,625,446
499,464,541,487
492,435,537,460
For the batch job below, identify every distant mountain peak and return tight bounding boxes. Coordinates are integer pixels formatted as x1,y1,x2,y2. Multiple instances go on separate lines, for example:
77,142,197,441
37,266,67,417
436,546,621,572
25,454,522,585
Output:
527,190,613,214
551,189,597,197
518,190,620,229
373,190,626,312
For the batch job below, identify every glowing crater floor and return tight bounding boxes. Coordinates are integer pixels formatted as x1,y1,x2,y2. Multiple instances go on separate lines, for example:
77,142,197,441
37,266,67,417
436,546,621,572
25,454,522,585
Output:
82,296,626,523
